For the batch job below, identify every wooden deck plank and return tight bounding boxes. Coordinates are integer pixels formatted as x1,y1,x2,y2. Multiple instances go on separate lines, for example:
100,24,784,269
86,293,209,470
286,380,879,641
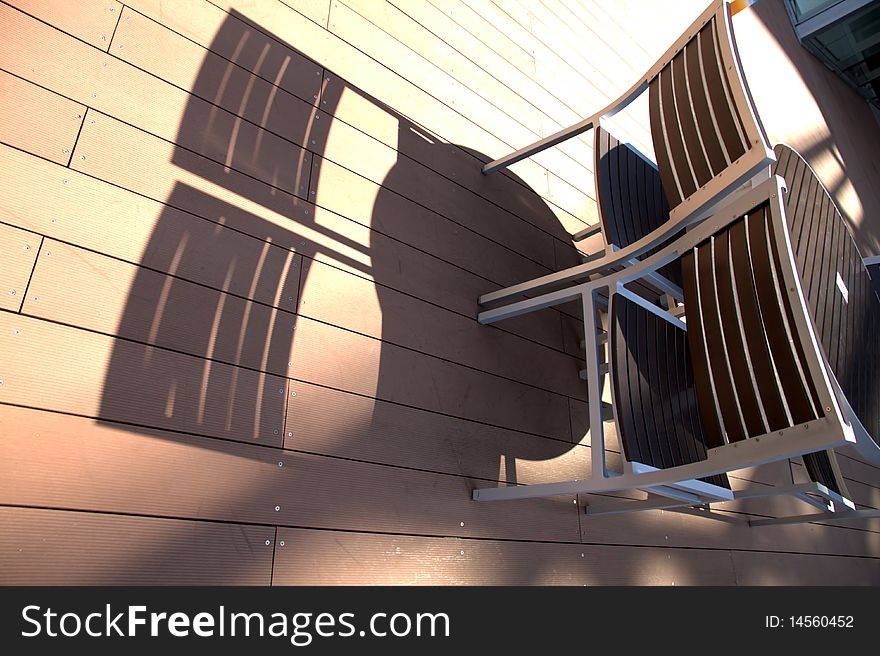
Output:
289,0,333,28
113,2,590,248
284,379,589,485
307,154,551,286
324,0,593,222
122,0,589,237
578,493,880,557
0,405,581,543
22,237,584,400
341,0,595,177
0,507,274,585
3,404,873,556
203,0,586,221
386,0,597,172
0,312,287,446
6,0,122,51
112,6,323,110
454,0,651,154
272,527,737,585
0,223,40,312
296,258,585,398
542,0,652,77
15,250,572,440
0,0,876,584
0,144,569,355
0,4,313,202
0,71,86,164
731,550,880,585
285,316,572,439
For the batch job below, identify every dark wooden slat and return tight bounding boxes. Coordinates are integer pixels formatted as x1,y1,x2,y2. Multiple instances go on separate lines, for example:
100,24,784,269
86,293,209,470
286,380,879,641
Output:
684,33,726,175
767,198,825,416
646,307,673,468
672,314,702,464
729,219,790,431
700,19,745,164
637,299,668,467
633,142,651,244
659,317,686,466
611,296,637,463
681,248,725,448
659,64,697,201
625,141,643,247
615,132,636,248
747,205,817,424
596,126,618,247
671,49,712,188
611,294,717,471
803,450,851,499
649,76,682,208
714,228,766,436
804,176,830,313
697,238,747,441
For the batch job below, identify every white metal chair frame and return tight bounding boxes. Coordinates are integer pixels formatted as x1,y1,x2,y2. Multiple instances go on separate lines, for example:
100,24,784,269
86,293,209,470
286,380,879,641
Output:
473,176,880,526
479,0,774,310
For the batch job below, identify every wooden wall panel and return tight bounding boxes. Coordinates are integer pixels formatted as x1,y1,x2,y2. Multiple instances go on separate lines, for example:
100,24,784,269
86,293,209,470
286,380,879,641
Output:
7,0,122,50
0,223,40,312
0,507,273,585
0,71,85,164
273,527,737,585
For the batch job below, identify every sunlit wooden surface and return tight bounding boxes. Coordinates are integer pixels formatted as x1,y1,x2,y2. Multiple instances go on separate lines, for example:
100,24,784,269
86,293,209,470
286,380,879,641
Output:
0,0,878,585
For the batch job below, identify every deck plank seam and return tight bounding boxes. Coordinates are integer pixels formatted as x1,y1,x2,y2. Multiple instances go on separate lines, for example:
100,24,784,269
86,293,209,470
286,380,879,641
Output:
1,502,877,554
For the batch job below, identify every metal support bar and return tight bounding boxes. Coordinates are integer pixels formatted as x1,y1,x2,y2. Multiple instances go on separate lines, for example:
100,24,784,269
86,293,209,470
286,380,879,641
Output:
585,495,698,516
572,223,603,242
478,282,591,325
749,508,880,527
794,492,833,512
482,117,596,175
472,416,848,501
583,289,608,480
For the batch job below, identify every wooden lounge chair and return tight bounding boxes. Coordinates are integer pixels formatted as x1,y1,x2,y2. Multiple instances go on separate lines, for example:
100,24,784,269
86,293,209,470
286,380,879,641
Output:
473,176,880,525
478,0,775,312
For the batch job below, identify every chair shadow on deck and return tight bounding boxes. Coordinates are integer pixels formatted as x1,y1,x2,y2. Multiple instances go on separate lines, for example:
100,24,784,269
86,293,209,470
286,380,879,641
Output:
92,10,607,584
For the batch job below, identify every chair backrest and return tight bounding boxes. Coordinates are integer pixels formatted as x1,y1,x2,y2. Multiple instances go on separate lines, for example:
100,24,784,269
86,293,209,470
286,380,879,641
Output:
596,126,669,251
647,1,772,223
595,125,682,288
678,190,848,457
610,293,729,490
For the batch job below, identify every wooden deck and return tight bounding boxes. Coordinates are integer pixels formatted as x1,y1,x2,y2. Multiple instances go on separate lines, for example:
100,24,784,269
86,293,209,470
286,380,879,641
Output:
0,0,878,585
